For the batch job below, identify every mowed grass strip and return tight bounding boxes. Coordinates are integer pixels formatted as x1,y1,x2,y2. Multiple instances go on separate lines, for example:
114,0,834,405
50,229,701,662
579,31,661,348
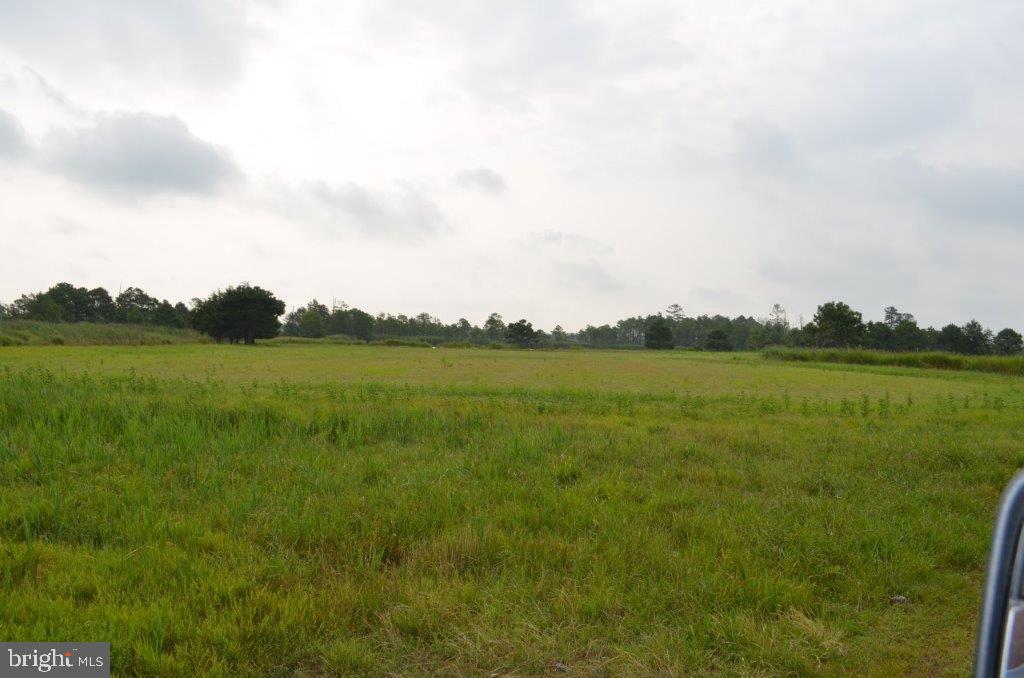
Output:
1,351,1022,674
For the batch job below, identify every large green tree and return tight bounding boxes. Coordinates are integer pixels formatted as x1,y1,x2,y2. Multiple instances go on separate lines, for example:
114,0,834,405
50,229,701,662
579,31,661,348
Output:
994,328,1024,356
346,308,375,341
484,313,506,341
190,284,285,344
960,320,993,355
116,287,159,324
809,301,865,348
505,319,537,347
152,300,185,328
704,329,732,351
9,293,62,321
45,282,93,322
644,318,674,349
298,308,325,338
937,324,967,353
88,288,117,322
284,301,329,337
866,306,924,351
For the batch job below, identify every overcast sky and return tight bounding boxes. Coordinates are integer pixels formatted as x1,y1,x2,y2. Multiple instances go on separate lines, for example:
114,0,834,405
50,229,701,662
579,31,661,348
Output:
1,1,1022,330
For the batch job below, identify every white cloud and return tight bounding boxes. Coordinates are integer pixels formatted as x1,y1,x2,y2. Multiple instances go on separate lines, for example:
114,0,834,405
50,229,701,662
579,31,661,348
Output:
0,108,27,158
553,259,624,294
876,156,1024,227
361,1,686,105
42,112,240,197
299,181,446,236
0,1,256,89
456,168,507,193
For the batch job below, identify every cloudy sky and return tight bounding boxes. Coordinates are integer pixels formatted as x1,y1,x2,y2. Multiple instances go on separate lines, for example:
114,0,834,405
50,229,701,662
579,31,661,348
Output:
1,1,1022,330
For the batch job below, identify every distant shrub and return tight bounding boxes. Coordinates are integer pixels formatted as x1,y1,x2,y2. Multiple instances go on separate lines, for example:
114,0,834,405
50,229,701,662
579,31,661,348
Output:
370,338,433,348
323,334,364,344
266,335,365,345
763,347,1024,376
265,336,321,344
489,342,508,349
367,334,452,346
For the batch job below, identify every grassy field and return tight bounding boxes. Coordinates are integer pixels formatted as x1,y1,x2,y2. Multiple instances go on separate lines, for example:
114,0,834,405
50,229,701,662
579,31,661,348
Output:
1,345,1022,674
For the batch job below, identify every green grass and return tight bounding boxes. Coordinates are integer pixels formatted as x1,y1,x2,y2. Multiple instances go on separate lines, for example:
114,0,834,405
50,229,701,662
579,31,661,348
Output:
765,346,1024,376
264,335,366,345
1,345,1022,674
0,320,208,346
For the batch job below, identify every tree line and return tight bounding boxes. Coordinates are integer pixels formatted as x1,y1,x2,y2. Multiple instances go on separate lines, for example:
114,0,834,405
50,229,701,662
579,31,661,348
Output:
789,301,1021,355
642,301,1022,355
0,282,283,345
2,282,1021,354
2,283,191,327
